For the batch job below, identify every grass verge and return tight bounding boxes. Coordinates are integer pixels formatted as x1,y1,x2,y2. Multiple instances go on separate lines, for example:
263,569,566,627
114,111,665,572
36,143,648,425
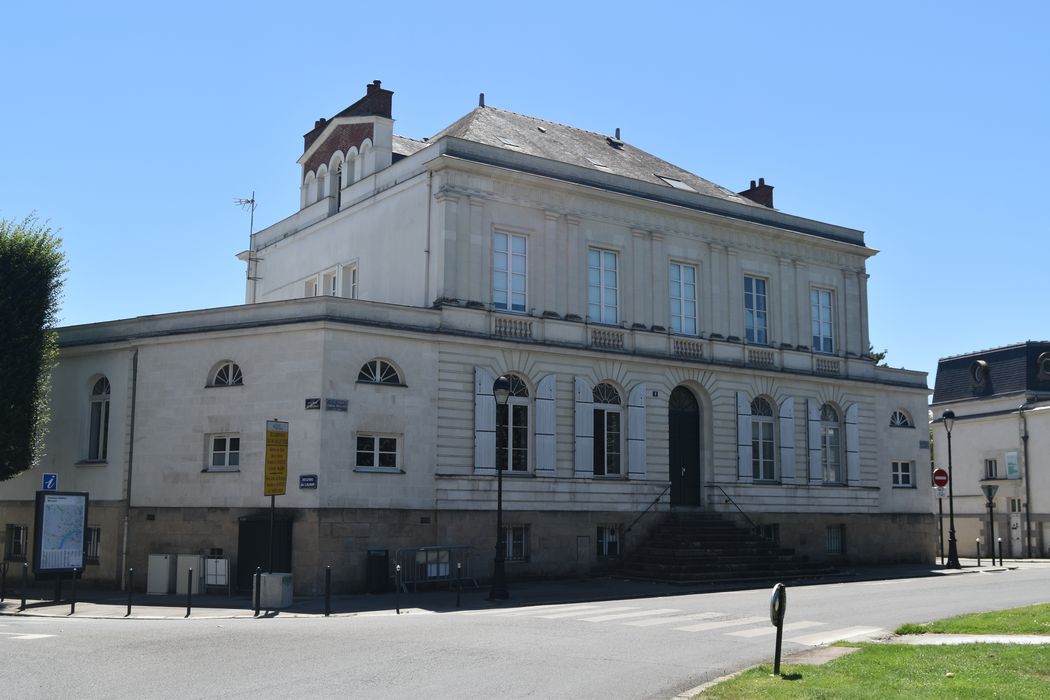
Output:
699,643,1050,699
894,603,1050,635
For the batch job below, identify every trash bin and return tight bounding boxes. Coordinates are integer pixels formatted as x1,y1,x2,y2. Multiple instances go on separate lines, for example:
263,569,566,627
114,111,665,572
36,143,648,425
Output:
366,549,389,593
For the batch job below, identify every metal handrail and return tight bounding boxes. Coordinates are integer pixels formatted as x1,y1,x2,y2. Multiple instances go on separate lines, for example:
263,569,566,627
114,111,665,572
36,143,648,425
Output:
625,483,672,536
714,484,759,533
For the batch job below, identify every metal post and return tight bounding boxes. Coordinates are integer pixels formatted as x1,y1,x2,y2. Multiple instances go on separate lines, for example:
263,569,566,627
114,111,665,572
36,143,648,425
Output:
943,411,960,568
490,376,510,601
70,567,77,615
997,537,1003,566
395,563,401,615
1,561,7,602
253,567,261,617
937,496,944,566
986,499,996,561
20,562,28,611
456,562,462,608
126,568,134,617
770,583,787,675
976,540,981,567
185,567,193,618
324,565,331,617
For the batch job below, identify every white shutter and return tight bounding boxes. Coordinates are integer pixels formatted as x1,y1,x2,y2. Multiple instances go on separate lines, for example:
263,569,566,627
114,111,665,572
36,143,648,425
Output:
535,375,556,476
808,399,822,483
627,384,647,479
574,376,594,477
778,397,795,483
845,404,860,484
474,367,496,474
736,391,752,482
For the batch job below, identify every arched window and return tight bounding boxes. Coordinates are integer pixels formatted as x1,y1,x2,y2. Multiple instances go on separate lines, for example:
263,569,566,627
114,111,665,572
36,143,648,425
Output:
889,410,912,428
821,403,843,483
88,377,111,461
750,397,776,481
358,360,402,385
211,361,243,387
496,375,530,472
592,383,622,476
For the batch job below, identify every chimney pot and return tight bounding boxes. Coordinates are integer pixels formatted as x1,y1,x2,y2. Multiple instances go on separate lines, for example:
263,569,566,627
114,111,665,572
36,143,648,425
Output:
479,92,485,108
750,180,756,188
615,127,620,140
759,177,765,186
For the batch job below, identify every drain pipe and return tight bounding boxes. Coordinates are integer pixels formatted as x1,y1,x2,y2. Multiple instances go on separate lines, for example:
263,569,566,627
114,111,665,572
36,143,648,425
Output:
120,349,139,589
1018,400,1033,558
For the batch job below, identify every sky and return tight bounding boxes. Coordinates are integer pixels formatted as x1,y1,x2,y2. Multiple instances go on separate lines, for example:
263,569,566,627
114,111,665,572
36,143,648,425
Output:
1,1,1046,386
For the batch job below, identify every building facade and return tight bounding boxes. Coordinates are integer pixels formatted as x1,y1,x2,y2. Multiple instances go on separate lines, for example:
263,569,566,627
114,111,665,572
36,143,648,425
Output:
2,82,933,593
931,342,1050,559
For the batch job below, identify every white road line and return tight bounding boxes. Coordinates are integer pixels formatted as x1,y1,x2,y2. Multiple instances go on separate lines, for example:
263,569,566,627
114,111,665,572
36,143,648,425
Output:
0,632,55,640
675,616,766,632
727,621,825,638
463,604,599,617
579,608,681,623
788,626,885,646
623,611,723,627
539,606,638,619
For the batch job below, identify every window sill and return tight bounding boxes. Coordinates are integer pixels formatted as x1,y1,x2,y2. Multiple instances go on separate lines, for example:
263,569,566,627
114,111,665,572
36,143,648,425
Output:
752,478,780,485
204,384,245,389
593,474,627,480
202,468,240,473
353,467,404,474
76,460,108,467
892,484,915,489
355,380,407,388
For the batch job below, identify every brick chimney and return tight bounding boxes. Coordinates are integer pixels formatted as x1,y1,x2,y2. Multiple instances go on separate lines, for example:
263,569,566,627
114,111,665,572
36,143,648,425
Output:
303,80,394,151
738,177,774,208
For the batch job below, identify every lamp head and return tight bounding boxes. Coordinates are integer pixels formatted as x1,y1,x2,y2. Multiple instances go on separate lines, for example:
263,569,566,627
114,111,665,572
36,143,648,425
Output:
941,409,956,434
493,375,512,406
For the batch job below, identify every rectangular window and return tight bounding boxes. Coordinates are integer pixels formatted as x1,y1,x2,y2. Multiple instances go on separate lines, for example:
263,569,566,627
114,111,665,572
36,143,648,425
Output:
496,403,529,472
1009,498,1022,513
596,525,620,558
356,434,399,469
341,264,359,299
5,524,28,561
501,524,530,561
751,418,776,481
305,278,319,297
208,434,240,471
810,288,835,354
85,526,101,564
323,271,337,296
825,524,845,555
984,459,998,479
669,262,698,335
588,248,619,324
744,275,768,344
758,523,780,543
592,408,622,476
493,232,527,312
89,397,110,461
891,460,914,487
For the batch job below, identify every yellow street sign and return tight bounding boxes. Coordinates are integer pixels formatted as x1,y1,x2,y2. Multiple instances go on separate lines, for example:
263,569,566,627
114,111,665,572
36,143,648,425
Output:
264,420,289,496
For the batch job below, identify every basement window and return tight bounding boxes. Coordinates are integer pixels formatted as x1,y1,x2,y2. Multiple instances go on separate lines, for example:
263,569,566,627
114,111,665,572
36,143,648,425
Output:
656,175,697,192
825,524,845,555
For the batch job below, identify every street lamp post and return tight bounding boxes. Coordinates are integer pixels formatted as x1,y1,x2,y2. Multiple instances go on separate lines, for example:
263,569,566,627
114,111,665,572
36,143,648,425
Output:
943,409,961,568
489,375,511,600
980,483,999,562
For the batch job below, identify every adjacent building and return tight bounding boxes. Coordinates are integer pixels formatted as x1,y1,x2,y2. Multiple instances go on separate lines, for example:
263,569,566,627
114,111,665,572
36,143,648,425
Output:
931,341,1050,559
2,81,934,593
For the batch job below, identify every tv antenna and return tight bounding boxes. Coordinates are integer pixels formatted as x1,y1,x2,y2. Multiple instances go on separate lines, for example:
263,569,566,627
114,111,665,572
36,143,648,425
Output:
235,192,262,303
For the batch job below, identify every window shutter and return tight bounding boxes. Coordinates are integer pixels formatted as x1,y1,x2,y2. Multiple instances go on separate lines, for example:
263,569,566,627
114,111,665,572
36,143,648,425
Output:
574,377,594,477
778,397,795,483
736,392,752,482
474,367,496,474
808,399,822,482
535,375,556,476
845,404,860,484
627,384,647,479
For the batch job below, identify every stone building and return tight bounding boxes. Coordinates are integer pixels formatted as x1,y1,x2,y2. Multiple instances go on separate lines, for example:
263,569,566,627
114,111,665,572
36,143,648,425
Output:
1,81,933,593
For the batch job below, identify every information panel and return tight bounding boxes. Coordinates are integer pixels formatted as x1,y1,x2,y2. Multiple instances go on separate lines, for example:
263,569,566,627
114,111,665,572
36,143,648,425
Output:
264,420,289,496
33,491,89,573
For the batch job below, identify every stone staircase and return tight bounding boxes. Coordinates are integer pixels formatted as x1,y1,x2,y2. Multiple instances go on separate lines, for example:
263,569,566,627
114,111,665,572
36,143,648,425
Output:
614,510,837,585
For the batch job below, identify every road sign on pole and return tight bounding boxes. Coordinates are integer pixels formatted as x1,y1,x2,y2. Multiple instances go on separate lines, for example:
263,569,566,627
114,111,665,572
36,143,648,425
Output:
264,420,289,497
932,468,949,488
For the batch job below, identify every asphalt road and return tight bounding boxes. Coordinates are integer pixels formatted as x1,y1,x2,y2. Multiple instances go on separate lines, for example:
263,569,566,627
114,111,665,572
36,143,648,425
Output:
2,567,1048,699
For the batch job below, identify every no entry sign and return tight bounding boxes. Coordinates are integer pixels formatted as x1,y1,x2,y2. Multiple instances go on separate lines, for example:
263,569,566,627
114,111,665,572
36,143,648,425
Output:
932,468,949,487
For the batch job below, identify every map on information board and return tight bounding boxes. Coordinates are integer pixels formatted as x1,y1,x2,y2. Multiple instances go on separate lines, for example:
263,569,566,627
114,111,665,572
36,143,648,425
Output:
34,491,89,572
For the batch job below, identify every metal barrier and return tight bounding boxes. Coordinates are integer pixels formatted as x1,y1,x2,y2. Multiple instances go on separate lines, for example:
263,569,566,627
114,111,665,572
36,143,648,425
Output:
394,545,477,593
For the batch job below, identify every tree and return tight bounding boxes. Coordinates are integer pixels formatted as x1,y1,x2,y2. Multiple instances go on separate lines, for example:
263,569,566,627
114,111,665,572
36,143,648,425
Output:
868,345,888,367
0,215,66,481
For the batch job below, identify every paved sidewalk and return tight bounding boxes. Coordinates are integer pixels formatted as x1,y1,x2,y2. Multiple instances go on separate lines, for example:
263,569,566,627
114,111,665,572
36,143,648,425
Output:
0,558,1040,621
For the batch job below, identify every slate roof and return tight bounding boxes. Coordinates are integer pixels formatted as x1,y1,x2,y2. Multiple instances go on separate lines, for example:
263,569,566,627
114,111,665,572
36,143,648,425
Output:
425,106,763,209
932,341,1050,404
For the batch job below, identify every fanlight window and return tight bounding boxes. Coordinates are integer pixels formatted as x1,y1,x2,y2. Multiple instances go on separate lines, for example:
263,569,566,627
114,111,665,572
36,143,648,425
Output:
592,383,621,405
212,362,243,387
889,410,912,428
358,360,401,385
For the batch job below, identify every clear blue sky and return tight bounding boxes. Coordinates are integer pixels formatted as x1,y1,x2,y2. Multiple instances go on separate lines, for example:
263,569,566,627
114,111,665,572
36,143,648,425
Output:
2,1,1046,385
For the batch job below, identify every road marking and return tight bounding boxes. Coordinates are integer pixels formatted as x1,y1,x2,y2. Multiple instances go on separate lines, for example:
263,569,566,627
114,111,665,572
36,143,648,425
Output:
0,632,55,640
727,621,825,638
676,616,766,632
463,603,599,617
623,611,723,627
539,606,638,619
788,626,885,646
579,608,681,623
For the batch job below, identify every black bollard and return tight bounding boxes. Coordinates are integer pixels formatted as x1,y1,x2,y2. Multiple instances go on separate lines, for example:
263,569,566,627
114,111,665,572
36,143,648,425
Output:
456,562,462,608
324,565,332,617
976,540,981,567
126,568,134,617
253,567,261,617
70,567,78,615
185,567,193,618
20,562,28,611
997,538,1003,566
1,561,7,602
395,563,401,615
770,583,787,675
